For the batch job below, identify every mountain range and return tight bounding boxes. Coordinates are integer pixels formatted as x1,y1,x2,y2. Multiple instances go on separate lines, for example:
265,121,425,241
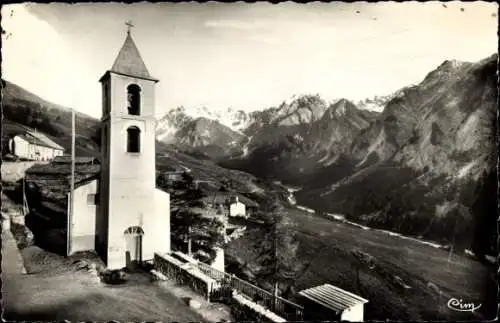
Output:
2,53,497,259
156,54,498,258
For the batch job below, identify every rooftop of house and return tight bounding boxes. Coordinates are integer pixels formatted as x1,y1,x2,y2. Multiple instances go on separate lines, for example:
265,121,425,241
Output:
25,161,100,194
53,156,99,164
14,131,65,151
298,284,368,314
201,192,259,208
163,170,185,175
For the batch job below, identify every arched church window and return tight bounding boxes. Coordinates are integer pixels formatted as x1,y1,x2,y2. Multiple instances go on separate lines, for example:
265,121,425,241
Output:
127,84,141,116
124,226,144,236
127,126,141,153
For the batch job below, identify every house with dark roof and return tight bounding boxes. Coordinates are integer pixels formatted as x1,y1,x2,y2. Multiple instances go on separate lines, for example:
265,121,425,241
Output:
7,130,64,161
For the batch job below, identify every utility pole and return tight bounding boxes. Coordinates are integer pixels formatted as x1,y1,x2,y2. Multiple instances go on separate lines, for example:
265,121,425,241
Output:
67,108,75,257
273,202,279,311
187,226,192,257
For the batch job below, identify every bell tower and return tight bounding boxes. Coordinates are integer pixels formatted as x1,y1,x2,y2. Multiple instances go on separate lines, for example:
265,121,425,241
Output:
97,22,161,269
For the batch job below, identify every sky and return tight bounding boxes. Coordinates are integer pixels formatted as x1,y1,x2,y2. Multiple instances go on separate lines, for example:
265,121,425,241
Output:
2,2,498,118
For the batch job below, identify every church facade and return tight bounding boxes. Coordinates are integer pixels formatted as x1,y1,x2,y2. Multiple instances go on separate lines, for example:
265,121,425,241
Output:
68,29,171,270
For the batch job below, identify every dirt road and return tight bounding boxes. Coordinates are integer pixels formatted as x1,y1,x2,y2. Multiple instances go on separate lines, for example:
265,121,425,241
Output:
1,222,205,322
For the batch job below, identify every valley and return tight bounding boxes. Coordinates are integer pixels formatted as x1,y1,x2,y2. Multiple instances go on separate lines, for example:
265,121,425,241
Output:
3,3,497,322
1,52,497,322
226,206,496,321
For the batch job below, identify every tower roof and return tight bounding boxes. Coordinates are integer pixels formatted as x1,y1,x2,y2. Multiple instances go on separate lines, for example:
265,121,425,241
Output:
109,32,152,79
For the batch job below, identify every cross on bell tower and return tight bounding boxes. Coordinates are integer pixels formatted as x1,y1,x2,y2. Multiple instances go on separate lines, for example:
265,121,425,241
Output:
125,20,134,35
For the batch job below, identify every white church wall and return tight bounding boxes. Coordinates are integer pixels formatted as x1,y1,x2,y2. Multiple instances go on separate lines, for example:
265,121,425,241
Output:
150,188,171,259
110,73,156,118
69,179,97,255
109,119,155,180
105,119,155,266
210,247,225,272
106,181,156,270
13,136,30,159
230,202,246,218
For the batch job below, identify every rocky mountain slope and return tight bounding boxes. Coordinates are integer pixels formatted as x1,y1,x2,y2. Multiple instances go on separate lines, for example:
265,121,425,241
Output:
173,116,247,159
156,105,250,159
221,95,379,182
296,54,498,258
155,106,194,143
349,57,497,174
355,92,401,112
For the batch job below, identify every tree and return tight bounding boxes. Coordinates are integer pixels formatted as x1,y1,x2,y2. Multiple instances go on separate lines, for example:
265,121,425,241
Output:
170,188,225,262
181,172,194,186
471,170,498,261
253,198,300,303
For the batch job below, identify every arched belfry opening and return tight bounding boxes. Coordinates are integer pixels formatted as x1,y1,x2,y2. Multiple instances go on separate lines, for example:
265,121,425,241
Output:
126,126,141,153
127,84,141,116
124,226,144,268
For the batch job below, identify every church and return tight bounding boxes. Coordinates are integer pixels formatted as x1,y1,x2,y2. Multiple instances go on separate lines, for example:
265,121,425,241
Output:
66,26,171,270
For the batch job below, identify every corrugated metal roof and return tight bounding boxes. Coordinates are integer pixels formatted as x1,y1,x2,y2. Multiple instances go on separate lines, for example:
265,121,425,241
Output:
299,284,368,313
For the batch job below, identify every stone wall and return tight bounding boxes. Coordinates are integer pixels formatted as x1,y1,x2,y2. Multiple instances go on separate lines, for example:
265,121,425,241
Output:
2,161,45,183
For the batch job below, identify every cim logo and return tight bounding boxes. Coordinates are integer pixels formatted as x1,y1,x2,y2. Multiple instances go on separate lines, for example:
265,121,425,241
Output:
447,298,482,313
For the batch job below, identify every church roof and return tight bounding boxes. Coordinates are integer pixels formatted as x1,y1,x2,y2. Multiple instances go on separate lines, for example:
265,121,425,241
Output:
108,32,156,81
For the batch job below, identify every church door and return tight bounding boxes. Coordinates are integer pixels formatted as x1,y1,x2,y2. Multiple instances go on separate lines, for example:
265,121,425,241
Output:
124,226,144,269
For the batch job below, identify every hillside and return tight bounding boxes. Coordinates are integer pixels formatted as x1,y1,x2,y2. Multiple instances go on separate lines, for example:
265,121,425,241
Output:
2,80,283,200
296,54,498,258
2,80,100,157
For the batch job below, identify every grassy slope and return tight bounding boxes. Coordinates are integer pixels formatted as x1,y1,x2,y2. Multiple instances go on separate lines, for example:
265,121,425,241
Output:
296,160,497,255
226,207,496,321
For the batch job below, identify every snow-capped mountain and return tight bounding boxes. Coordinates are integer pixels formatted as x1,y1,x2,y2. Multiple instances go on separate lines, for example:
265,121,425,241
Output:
355,91,403,112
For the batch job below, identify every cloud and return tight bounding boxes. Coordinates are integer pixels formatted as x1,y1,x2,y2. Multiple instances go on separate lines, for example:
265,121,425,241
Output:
2,3,99,116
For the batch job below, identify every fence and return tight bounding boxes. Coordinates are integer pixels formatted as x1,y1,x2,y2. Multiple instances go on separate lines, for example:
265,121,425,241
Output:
154,253,217,300
154,252,304,321
197,261,304,321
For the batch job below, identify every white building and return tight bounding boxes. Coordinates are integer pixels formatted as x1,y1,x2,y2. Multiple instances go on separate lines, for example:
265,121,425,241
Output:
28,28,173,270
8,131,64,161
229,196,247,218
299,284,368,322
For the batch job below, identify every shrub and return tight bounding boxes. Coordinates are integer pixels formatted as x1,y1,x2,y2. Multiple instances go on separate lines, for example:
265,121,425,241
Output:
101,269,127,285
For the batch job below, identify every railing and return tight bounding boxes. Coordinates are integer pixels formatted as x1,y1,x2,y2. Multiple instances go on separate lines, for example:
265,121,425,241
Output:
154,253,216,300
154,252,304,321
197,261,304,321
232,291,287,322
